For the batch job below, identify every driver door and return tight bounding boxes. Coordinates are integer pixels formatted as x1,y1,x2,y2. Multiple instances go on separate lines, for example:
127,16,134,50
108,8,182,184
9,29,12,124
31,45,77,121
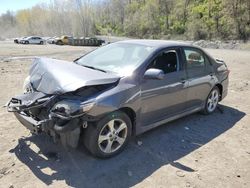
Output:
140,48,188,126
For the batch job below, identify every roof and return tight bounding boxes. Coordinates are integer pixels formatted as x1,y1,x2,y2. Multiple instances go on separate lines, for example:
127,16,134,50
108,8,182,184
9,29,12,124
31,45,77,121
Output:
118,39,193,48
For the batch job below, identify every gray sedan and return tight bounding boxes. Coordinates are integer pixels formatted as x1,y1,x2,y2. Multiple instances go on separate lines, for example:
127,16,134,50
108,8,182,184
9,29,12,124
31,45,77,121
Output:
6,40,229,158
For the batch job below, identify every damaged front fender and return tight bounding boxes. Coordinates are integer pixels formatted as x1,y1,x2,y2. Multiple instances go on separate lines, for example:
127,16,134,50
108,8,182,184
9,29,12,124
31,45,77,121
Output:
6,71,122,148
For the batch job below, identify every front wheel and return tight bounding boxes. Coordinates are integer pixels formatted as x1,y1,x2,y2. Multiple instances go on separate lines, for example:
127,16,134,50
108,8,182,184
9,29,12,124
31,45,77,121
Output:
57,40,63,45
40,41,44,45
202,86,220,114
83,111,132,158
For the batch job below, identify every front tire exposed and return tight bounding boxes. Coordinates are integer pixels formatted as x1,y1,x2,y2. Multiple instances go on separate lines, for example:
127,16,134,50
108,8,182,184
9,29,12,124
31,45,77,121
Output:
202,86,220,114
83,111,132,158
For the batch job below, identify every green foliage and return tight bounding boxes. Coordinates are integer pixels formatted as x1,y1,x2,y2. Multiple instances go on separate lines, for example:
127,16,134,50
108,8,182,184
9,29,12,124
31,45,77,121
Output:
0,0,249,40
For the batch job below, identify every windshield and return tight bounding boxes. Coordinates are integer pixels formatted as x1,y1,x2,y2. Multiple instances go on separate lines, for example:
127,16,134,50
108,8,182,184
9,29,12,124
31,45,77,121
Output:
76,43,155,76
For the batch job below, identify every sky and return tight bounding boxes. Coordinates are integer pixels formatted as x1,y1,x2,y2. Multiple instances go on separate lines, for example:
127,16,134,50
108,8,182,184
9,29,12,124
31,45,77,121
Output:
0,0,51,14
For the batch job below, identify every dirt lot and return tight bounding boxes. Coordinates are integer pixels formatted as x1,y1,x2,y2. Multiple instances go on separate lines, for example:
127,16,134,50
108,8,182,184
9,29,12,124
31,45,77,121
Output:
0,41,249,188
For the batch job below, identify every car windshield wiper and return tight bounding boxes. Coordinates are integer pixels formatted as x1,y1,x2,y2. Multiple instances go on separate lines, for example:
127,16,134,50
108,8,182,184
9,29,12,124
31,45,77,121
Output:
80,64,106,73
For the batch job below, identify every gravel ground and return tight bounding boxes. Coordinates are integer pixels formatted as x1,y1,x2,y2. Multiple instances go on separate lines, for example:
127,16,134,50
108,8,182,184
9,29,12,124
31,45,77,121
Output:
0,41,249,188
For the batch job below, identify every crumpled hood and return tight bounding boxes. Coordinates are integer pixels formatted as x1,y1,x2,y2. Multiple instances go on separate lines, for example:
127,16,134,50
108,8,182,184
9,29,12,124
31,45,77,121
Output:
29,58,120,94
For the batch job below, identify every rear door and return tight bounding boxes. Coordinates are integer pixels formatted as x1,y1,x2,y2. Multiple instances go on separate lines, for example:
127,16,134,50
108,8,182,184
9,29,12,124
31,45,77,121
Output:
182,47,215,109
140,48,188,126
37,37,42,43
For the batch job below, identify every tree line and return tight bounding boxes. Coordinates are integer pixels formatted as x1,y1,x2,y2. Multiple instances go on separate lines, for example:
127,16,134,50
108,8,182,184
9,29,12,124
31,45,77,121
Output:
0,0,249,41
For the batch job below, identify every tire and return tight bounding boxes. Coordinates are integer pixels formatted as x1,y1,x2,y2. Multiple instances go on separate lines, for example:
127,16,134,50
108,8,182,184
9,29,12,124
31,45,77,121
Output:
40,41,44,45
202,86,220,114
57,40,63,45
25,41,29,44
83,111,132,158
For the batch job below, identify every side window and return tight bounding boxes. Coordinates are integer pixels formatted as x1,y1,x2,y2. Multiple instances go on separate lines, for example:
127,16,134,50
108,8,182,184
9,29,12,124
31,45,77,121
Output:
147,50,179,74
183,48,207,77
184,49,205,69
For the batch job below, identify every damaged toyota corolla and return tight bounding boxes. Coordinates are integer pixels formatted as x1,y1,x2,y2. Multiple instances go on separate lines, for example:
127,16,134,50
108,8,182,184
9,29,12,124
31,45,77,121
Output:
6,40,229,158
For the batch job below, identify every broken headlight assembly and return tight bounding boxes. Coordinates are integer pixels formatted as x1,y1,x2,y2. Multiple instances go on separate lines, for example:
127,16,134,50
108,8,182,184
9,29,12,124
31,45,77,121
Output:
23,76,33,93
50,100,95,119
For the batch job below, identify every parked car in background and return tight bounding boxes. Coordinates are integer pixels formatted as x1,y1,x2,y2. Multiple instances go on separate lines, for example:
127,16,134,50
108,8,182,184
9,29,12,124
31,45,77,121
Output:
79,37,105,46
55,35,73,45
47,36,57,44
14,37,27,44
20,36,45,44
6,40,229,158
14,38,19,43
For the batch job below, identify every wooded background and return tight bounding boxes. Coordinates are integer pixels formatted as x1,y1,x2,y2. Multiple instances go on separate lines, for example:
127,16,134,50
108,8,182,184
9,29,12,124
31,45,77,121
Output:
0,0,249,41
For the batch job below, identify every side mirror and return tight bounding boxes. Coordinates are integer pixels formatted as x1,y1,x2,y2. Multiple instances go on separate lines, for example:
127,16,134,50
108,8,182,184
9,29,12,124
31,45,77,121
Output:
144,68,165,80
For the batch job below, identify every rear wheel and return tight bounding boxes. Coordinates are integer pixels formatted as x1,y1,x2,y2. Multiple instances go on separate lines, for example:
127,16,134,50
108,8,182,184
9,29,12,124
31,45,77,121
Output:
202,86,220,114
83,111,132,158
25,41,29,44
40,41,44,45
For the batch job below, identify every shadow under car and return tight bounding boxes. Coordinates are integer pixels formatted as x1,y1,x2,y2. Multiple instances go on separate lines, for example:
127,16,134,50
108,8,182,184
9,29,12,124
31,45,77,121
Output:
9,104,245,188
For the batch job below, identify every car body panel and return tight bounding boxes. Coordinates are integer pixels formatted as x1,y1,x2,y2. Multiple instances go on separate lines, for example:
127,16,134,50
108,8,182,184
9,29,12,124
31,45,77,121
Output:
185,74,216,108
20,36,45,44
140,69,188,126
29,58,120,94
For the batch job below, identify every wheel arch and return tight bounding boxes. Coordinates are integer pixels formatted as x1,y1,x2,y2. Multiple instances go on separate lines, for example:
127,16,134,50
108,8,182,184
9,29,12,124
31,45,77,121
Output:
119,107,136,136
215,83,223,101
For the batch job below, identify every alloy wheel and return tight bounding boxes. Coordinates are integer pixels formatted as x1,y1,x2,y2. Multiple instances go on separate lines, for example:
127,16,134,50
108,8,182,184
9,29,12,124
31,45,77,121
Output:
98,119,128,154
207,89,219,112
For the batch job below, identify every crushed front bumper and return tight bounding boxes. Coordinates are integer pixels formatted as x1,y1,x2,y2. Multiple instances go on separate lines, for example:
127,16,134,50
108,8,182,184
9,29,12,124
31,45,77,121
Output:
13,110,81,148
14,112,43,134
7,96,81,134
5,92,53,134
6,92,86,148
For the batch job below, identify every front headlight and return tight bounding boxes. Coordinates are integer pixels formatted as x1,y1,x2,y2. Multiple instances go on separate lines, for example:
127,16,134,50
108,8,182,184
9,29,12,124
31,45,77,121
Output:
51,100,95,118
23,76,33,93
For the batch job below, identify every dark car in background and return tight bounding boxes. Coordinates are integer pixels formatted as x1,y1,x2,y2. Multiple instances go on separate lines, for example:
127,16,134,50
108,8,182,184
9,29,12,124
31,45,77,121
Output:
79,37,105,46
6,40,229,158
